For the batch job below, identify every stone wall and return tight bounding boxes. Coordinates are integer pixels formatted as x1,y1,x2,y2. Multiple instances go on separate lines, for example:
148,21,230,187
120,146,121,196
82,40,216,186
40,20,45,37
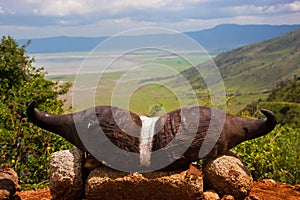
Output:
49,148,253,200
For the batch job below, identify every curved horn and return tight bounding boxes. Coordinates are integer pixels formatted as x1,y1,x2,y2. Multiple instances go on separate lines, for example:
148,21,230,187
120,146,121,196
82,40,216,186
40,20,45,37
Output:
244,109,277,140
26,101,85,150
260,109,277,130
255,108,277,137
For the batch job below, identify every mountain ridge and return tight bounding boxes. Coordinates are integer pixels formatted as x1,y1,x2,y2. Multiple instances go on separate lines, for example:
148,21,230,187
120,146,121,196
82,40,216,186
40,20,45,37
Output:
215,27,300,91
17,24,300,54
173,27,300,92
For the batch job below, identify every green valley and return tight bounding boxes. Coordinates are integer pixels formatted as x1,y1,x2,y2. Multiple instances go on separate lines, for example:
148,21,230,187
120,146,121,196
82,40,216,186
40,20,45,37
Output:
48,28,300,117
159,28,300,113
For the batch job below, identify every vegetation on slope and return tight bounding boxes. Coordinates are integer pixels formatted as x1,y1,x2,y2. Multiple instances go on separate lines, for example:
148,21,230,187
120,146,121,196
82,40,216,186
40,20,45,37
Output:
233,78,300,185
267,77,300,103
233,125,299,185
215,28,300,92
155,28,300,112
0,36,72,189
242,78,300,128
184,27,300,92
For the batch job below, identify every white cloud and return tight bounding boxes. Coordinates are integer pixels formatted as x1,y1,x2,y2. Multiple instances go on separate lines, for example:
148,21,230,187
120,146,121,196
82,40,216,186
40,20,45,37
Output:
228,5,269,16
228,1,300,16
3,0,300,23
287,1,300,11
1,0,300,39
28,0,95,16
24,0,213,17
25,0,171,17
111,0,168,9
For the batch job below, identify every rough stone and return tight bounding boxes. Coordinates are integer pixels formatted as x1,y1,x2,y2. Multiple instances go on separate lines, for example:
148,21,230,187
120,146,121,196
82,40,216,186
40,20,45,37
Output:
203,190,220,200
85,163,204,200
221,194,235,200
0,167,20,200
203,152,253,200
49,148,84,200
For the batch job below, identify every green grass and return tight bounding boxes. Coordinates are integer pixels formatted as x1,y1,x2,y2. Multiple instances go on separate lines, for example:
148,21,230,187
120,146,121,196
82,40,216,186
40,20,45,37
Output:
142,55,213,72
228,93,270,113
47,71,272,115
47,55,214,115
128,83,180,115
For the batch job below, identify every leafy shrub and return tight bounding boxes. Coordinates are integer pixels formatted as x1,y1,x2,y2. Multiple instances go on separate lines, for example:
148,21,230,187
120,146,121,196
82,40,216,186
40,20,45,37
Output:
243,101,300,128
261,102,300,128
241,78,300,128
267,78,300,103
233,125,299,185
0,36,73,189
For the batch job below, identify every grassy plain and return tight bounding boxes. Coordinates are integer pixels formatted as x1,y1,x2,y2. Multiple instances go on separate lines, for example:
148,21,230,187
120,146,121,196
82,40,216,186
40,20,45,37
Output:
46,53,219,114
44,50,277,114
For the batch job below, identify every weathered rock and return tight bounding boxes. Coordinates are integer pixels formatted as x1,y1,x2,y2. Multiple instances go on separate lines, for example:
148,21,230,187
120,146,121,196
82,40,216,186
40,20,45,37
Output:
203,190,220,200
0,167,20,200
221,194,235,200
203,152,253,200
85,163,204,200
50,148,84,200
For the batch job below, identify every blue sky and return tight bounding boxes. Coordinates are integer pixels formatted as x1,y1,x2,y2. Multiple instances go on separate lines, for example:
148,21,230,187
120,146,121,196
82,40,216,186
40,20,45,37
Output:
1,0,300,39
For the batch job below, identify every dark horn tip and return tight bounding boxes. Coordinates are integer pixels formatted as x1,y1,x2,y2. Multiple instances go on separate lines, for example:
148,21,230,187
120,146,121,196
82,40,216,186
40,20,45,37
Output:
28,100,37,108
26,101,37,117
260,109,277,125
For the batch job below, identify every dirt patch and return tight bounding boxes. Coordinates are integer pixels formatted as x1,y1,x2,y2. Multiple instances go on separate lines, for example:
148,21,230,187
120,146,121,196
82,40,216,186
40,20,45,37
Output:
249,180,300,200
17,188,51,200
16,180,300,200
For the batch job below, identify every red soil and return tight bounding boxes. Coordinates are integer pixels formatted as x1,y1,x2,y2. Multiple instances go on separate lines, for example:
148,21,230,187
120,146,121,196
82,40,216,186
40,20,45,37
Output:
16,180,300,200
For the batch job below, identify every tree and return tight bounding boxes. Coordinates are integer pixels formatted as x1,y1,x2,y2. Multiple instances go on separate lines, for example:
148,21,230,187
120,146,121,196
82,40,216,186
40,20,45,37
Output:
0,36,72,188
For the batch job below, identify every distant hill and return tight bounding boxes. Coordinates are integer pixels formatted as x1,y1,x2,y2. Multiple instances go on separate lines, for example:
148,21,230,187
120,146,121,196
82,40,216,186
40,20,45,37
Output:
17,24,300,54
18,36,107,53
175,27,300,93
215,27,300,91
185,24,300,53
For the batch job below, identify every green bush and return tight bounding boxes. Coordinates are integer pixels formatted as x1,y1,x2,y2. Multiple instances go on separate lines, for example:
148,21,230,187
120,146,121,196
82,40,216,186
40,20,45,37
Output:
0,36,73,189
233,125,299,185
242,101,300,128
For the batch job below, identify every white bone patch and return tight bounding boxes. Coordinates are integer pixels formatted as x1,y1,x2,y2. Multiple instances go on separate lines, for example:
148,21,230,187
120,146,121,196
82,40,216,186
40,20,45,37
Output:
139,116,159,167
